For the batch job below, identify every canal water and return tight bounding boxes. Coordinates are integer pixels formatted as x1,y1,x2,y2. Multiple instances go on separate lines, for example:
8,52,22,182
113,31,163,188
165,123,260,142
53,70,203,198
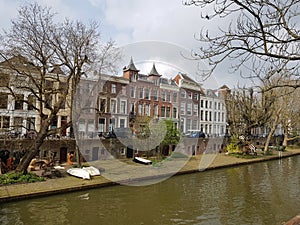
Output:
1,155,300,225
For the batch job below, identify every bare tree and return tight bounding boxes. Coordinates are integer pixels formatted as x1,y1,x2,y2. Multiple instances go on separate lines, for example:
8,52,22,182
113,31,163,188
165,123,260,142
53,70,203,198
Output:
0,3,118,173
264,77,300,147
184,0,300,84
225,86,274,141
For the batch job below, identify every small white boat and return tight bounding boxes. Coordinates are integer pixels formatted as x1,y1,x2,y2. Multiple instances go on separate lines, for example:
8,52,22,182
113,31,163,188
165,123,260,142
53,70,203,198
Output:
133,157,152,165
53,165,65,170
67,168,90,179
82,166,101,176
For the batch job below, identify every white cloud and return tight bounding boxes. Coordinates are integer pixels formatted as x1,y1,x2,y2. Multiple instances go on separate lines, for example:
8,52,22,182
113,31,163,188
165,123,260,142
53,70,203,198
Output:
103,0,203,48
0,0,245,88
0,0,20,31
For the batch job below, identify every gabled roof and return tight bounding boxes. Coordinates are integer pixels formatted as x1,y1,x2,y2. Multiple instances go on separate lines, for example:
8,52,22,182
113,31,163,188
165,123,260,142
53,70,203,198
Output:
50,65,65,75
180,73,198,84
219,84,230,90
0,55,38,71
205,89,217,97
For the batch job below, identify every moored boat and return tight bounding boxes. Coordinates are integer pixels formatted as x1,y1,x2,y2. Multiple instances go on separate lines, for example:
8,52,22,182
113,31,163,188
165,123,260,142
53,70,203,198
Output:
133,157,152,165
67,168,90,179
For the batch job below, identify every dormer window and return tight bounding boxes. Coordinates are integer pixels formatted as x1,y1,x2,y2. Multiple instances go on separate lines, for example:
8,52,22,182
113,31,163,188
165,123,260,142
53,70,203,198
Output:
111,84,116,94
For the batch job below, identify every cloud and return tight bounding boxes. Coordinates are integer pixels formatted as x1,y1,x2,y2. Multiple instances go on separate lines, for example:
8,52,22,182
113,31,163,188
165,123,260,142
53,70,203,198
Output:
0,0,20,31
102,0,203,48
0,0,246,88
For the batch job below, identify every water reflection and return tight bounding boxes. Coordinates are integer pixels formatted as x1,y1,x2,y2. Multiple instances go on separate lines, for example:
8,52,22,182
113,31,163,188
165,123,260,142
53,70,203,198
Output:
1,156,300,225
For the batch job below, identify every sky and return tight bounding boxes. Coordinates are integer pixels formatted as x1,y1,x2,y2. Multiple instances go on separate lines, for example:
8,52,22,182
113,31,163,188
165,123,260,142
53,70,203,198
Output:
0,0,247,89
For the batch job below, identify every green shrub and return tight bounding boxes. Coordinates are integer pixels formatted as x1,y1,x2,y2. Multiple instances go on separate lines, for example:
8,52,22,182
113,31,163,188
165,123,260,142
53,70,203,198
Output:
0,172,45,185
226,143,240,153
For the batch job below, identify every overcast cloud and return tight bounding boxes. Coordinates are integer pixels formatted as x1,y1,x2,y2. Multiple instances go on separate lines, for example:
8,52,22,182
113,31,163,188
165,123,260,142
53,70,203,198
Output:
0,0,246,88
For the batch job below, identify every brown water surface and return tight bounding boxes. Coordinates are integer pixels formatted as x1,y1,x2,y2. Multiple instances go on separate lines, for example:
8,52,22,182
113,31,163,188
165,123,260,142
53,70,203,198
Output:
1,155,300,225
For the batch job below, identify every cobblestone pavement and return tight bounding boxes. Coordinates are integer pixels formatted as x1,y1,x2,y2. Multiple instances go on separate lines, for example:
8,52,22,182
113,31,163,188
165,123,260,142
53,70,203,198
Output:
1,149,300,203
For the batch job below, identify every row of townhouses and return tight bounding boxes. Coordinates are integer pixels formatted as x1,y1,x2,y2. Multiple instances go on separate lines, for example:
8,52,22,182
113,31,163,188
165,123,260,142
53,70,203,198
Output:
61,58,229,139
0,57,229,140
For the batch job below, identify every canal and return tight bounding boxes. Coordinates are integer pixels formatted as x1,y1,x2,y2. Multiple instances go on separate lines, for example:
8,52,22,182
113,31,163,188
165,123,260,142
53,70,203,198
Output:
1,155,300,225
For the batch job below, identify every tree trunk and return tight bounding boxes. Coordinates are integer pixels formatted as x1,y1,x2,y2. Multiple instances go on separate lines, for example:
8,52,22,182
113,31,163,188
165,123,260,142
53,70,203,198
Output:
15,133,46,173
282,133,288,147
264,111,280,153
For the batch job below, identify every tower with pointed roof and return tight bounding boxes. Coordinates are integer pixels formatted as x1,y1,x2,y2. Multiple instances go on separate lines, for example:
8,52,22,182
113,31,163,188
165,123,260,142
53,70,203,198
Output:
148,63,161,82
123,57,139,82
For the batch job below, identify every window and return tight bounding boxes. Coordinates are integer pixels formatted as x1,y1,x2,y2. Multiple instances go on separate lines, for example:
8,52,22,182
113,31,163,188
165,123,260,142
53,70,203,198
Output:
161,91,166,101
193,93,198,100
59,82,68,92
130,102,135,113
51,116,58,129
59,96,66,109
111,84,117,94
209,111,212,121
120,118,126,128
26,117,35,130
192,120,198,130
0,74,9,87
139,87,144,99
180,102,185,115
187,103,192,115
121,86,126,95
120,100,127,114
45,80,53,90
173,92,178,103
205,111,208,121
138,104,143,115
193,104,198,116
110,99,117,113
154,105,158,116
186,119,191,130
200,100,204,108
166,92,171,102
98,118,106,132
0,93,8,109
130,86,135,98
181,90,186,98
99,98,106,113
166,107,171,118
1,116,10,128
173,107,177,118
200,110,204,120
145,104,150,116
79,119,86,132
13,117,23,133
15,94,24,110
187,91,192,99
161,106,166,117
109,118,115,132
144,88,150,99
153,90,158,101
180,118,185,132
45,94,52,109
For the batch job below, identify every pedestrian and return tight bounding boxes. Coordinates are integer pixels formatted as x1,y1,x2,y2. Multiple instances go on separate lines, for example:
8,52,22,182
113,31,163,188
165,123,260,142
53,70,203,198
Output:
67,152,74,166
